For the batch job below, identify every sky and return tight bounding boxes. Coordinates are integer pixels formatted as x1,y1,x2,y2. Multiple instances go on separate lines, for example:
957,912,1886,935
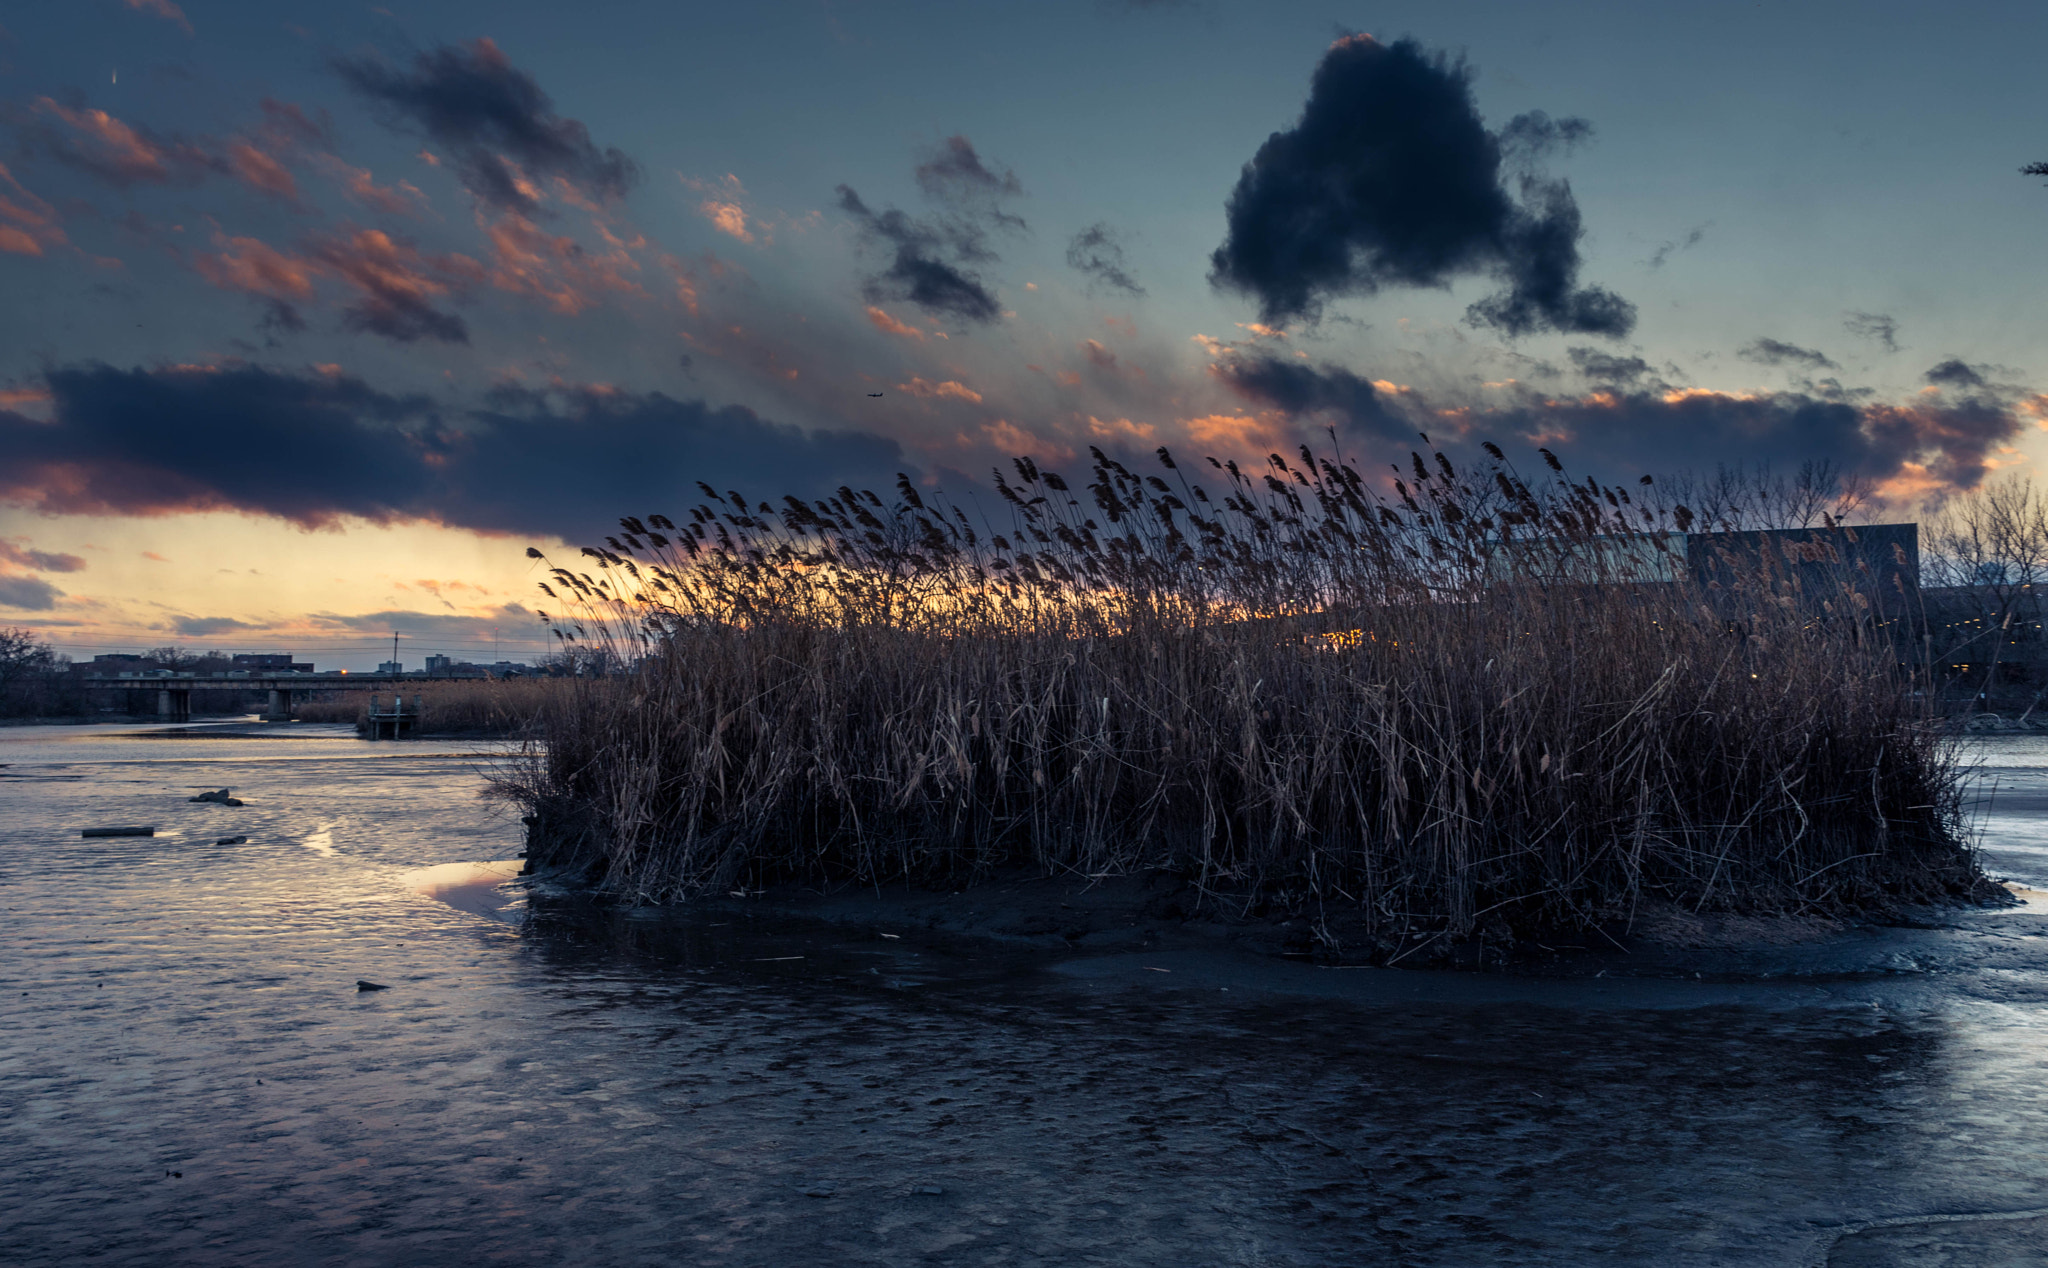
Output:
2,0,2047,668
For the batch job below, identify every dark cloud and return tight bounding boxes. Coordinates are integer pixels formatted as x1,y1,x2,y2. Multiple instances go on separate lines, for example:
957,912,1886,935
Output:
1646,223,1709,269
916,135,1024,227
1496,110,1592,160
307,603,536,640
0,542,85,573
171,615,257,636
836,185,1002,324
1066,223,1144,296
0,576,62,610
0,363,913,541
1208,35,1633,337
306,230,478,344
1214,356,2022,496
259,299,307,339
1925,359,1989,390
1567,346,1653,385
1843,311,1900,353
1210,354,1412,442
335,37,638,214
1738,338,1838,372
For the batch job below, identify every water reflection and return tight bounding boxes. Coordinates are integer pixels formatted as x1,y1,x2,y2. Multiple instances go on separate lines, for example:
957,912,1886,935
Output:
1,723,2045,1266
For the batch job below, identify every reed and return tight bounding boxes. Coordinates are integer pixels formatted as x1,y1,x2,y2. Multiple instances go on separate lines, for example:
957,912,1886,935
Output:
500,442,1983,942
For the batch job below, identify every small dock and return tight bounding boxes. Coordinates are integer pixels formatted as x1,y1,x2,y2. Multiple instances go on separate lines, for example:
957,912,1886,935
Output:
367,694,420,740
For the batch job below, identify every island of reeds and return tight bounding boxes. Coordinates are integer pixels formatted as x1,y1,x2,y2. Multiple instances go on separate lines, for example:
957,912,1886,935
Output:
498,441,1990,949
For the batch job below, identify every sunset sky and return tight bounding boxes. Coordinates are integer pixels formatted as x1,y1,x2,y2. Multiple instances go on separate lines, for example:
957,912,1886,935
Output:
3,0,2046,668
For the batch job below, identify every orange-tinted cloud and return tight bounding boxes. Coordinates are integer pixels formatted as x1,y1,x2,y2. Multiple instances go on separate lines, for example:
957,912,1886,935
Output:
980,419,1072,462
865,306,924,340
311,229,484,342
31,98,211,186
315,155,429,217
1181,412,1292,454
0,162,67,256
479,210,643,315
1088,415,1157,443
898,376,982,403
123,0,192,35
226,140,298,202
193,228,482,343
193,232,318,302
702,201,752,242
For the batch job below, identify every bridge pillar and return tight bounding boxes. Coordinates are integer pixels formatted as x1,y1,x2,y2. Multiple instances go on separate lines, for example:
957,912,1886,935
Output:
265,689,293,722
157,688,191,722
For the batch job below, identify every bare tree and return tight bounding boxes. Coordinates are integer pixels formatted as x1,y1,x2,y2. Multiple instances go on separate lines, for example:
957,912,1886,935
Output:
1645,459,1872,532
1922,475,2048,709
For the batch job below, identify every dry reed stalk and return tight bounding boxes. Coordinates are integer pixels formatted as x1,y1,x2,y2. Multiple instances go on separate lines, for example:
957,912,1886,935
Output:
497,443,1982,940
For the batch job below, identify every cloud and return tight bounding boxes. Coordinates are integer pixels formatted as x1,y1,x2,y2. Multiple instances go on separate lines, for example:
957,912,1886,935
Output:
26,98,220,187
864,306,924,339
1647,224,1709,269
315,229,476,342
307,603,538,641
1211,354,1413,443
335,37,639,214
837,185,1002,324
1208,35,1633,337
314,155,428,217
192,232,321,303
0,363,913,540
1567,346,1653,385
122,0,192,35
171,615,257,636
0,160,68,256
0,541,86,572
1925,359,1990,390
0,576,61,610
1066,223,1144,296
196,229,480,343
225,140,298,201
1214,354,2023,498
479,209,642,316
684,173,760,243
1844,311,1900,353
1738,338,1838,372
914,135,1025,227
897,376,982,402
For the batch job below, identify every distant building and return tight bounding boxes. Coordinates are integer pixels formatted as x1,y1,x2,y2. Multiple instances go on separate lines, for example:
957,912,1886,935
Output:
378,660,404,674
424,654,453,674
232,653,315,673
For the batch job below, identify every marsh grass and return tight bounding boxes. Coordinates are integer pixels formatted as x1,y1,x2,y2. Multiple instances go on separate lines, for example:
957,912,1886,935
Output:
295,678,566,736
502,442,1981,941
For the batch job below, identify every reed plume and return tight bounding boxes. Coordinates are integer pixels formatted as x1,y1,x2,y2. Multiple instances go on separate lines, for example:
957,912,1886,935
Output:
499,440,1982,944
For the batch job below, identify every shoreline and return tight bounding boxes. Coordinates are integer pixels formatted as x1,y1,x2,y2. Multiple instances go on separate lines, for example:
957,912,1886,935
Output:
518,861,2030,977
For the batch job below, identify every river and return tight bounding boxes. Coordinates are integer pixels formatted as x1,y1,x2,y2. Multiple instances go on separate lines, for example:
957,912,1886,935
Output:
2,721,2046,1266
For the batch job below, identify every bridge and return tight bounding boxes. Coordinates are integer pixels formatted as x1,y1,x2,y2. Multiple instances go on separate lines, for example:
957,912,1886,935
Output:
79,673,488,723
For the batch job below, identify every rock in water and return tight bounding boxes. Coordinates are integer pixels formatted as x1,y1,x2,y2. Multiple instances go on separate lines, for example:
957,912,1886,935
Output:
215,836,248,846
190,789,233,803
356,980,390,992
81,826,154,838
